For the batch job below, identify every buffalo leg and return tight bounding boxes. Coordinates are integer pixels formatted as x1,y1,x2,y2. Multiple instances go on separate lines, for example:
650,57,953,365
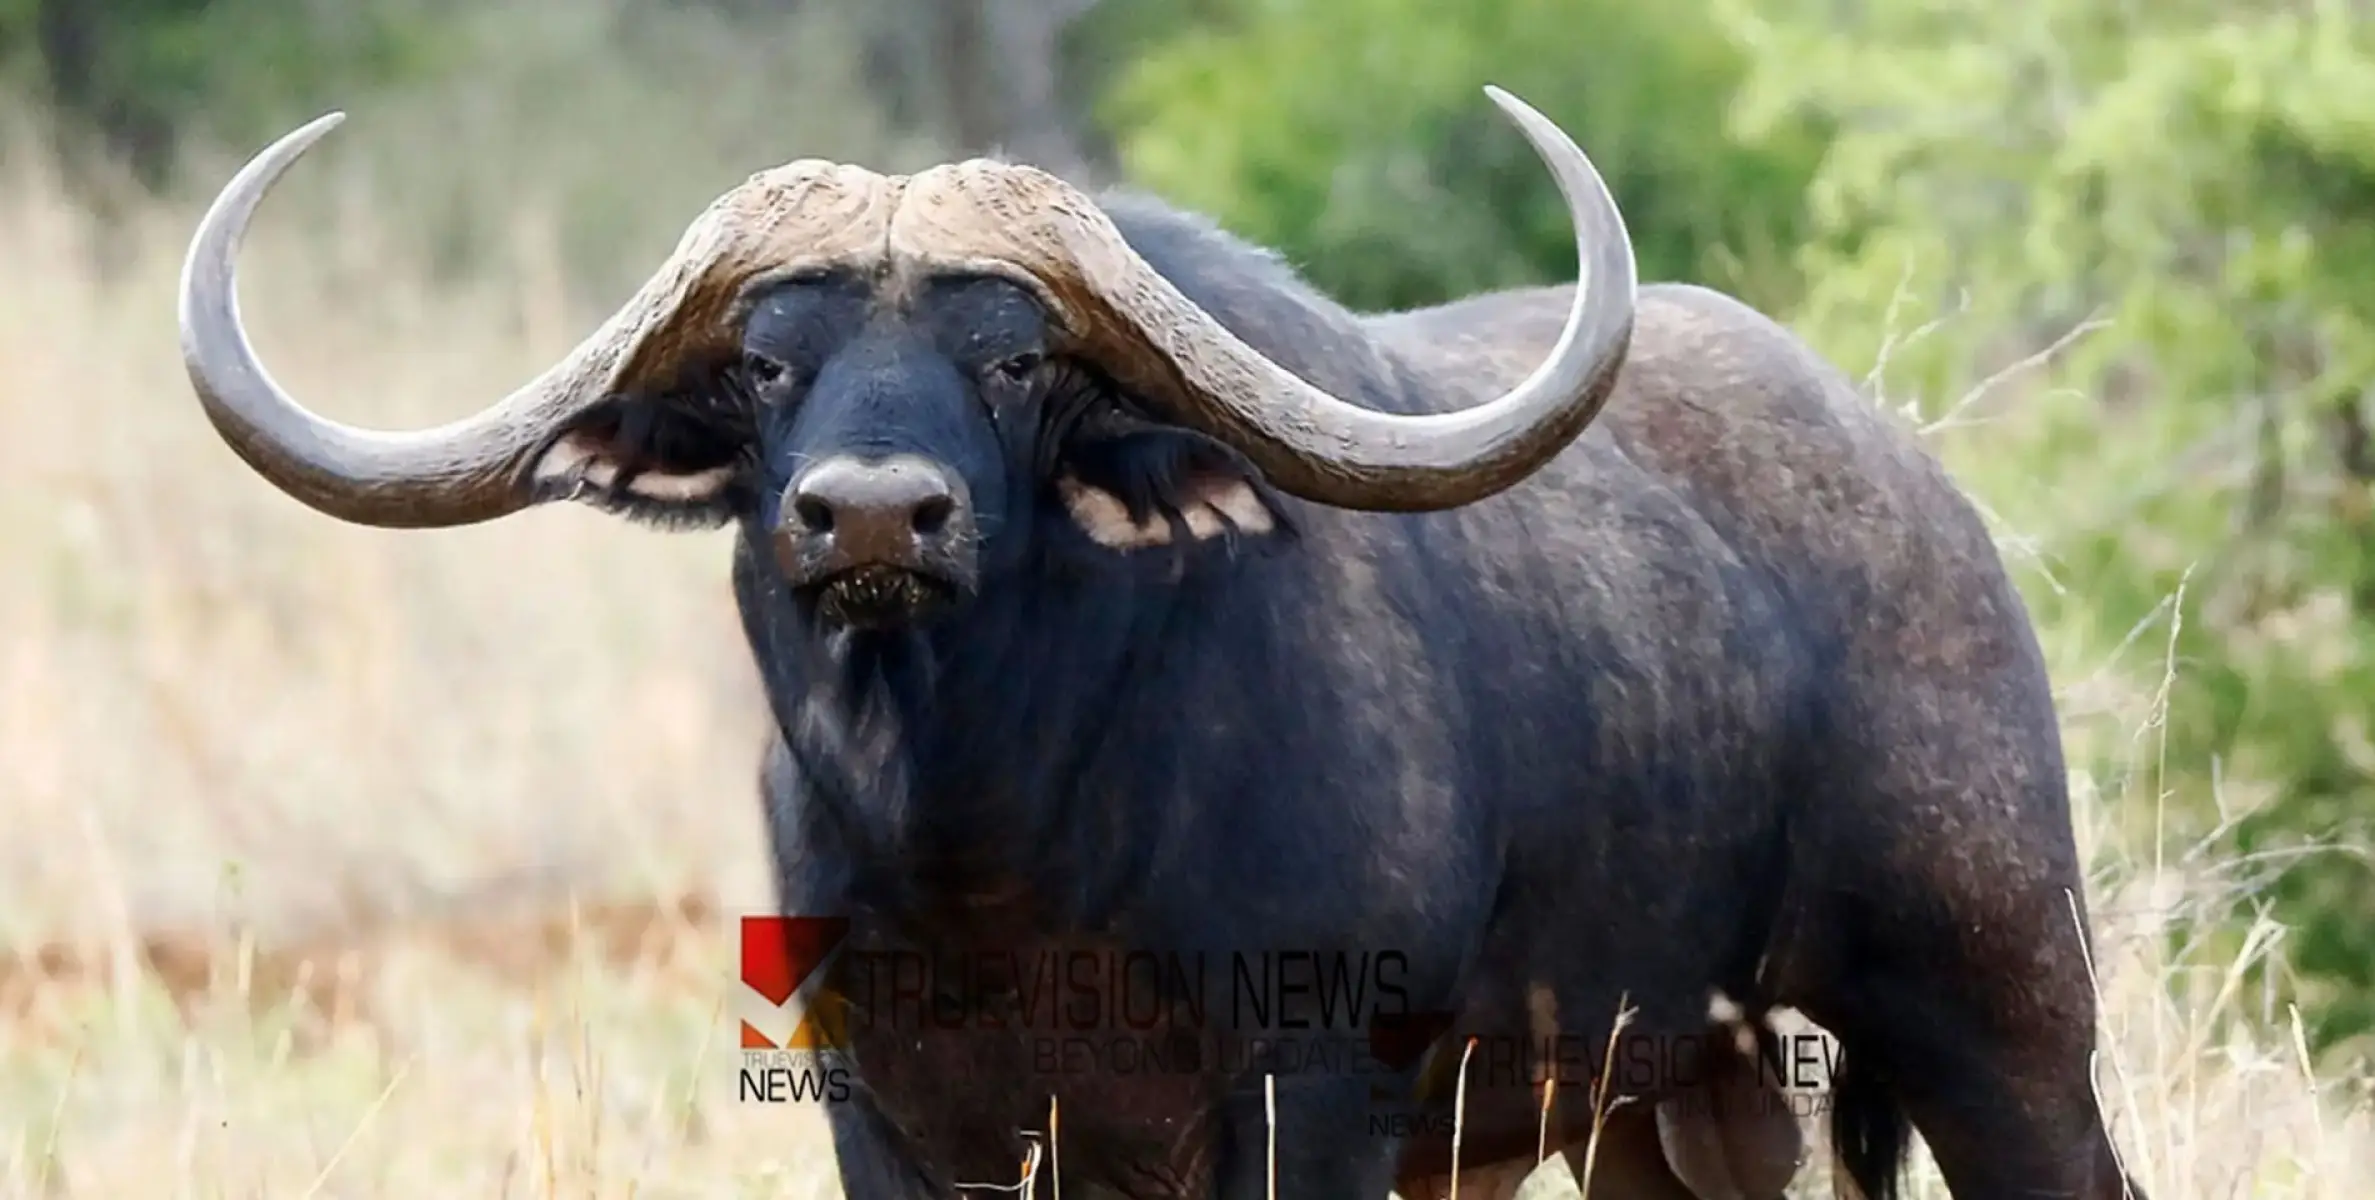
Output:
1211,1074,1407,1200
1827,959,2137,1200
1392,1094,1780,1200
1395,1156,1541,1200
1558,1107,1707,1200
1812,683,2144,1200
823,1086,941,1200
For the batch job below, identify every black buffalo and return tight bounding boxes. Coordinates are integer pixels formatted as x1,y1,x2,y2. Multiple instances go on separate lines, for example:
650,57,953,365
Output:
177,89,2144,1200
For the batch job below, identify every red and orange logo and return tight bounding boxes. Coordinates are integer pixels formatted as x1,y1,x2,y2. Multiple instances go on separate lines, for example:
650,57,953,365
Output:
738,916,850,1051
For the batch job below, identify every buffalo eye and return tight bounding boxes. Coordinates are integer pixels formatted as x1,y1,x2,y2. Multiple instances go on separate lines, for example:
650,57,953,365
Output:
991,351,1043,384
742,351,786,386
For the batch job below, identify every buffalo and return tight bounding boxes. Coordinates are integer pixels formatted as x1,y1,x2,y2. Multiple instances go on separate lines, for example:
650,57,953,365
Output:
177,88,2143,1200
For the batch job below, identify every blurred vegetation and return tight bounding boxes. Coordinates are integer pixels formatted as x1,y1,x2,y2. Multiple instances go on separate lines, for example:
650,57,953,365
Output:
5,0,2370,1065
0,0,455,185
1099,0,1829,311
1721,0,2375,1057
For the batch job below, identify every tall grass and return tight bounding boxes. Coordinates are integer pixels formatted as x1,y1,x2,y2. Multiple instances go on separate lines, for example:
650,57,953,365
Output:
0,67,2368,1196
0,121,774,945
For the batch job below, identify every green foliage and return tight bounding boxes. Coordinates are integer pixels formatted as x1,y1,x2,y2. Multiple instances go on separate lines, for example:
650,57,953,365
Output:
1097,0,1829,312
0,0,454,182
1724,0,2375,1058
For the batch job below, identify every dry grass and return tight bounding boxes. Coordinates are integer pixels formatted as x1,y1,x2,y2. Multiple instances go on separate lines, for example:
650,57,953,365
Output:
1,110,2369,1198
0,118,833,1194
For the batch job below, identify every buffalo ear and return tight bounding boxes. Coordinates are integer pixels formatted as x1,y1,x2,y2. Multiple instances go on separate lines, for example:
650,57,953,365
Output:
531,380,756,528
1052,423,1290,553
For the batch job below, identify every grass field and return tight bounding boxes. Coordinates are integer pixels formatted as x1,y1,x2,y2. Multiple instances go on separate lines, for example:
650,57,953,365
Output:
1,128,2369,1198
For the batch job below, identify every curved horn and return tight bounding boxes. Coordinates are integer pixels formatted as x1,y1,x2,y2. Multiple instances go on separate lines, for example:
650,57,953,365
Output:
177,113,895,528
893,85,1638,513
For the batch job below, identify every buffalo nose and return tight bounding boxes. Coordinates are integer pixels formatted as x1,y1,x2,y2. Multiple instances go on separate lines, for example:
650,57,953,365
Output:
782,455,968,569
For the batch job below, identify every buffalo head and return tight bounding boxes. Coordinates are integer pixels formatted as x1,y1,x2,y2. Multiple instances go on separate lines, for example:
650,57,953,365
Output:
178,87,1636,631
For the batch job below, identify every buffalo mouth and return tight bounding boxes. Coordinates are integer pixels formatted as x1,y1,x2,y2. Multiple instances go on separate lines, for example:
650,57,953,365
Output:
808,564,963,630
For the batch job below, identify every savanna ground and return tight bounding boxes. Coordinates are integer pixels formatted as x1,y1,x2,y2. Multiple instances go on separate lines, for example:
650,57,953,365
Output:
2,106,2372,1200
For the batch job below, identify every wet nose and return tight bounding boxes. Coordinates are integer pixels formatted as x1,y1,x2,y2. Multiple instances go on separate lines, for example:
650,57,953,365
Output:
780,455,968,569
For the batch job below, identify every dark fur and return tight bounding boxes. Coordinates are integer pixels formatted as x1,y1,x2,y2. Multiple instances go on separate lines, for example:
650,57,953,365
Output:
582,191,2144,1200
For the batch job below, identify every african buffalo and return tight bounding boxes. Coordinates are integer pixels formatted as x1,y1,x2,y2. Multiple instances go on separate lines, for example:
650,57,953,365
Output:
177,88,2143,1200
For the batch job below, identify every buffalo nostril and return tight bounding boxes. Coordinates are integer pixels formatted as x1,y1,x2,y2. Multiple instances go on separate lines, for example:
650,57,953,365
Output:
910,494,954,537
782,454,969,574
793,494,836,534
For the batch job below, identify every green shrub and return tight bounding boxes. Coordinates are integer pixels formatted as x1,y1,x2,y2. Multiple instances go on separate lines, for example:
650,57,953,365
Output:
1725,0,2375,1060
1099,0,1827,313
